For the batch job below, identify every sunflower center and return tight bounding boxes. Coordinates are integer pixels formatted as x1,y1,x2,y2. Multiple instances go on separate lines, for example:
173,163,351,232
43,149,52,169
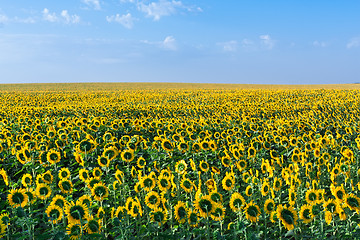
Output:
281,209,294,224
177,206,186,219
347,197,359,208
199,199,213,213
247,206,258,217
70,205,85,220
303,209,311,220
40,187,49,196
13,192,25,204
49,209,61,220
88,220,99,232
62,181,72,191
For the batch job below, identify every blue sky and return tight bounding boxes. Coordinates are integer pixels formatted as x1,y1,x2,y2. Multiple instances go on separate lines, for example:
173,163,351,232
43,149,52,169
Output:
0,1,359,84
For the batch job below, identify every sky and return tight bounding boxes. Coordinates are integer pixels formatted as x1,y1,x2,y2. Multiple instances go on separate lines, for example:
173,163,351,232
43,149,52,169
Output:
0,1,359,84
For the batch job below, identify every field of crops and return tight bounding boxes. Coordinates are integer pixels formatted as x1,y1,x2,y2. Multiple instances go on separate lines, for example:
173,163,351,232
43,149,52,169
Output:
1,83,360,239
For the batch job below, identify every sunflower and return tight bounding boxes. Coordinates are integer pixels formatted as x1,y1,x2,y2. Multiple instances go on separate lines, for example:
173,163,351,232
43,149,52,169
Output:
0,169,8,186
47,149,61,165
331,185,346,202
129,198,143,218
244,201,261,223
77,139,95,154
161,139,173,152
221,156,231,168
150,207,168,226
97,156,110,168
7,188,28,208
323,199,337,214
305,189,318,205
115,170,124,183
78,195,92,208
65,200,89,224
188,209,199,227
102,146,118,161
236,159,247,172
145,191,161,209
16,150,30,165
174,201,188,224
113,180,121,191
113,206,126,221
21,173,32,188
158,175,171,192
195,195,215,218
222,173,235,191
273,177,282,191
277,204,298,231
85,216,102,234
42,170,54,184
247,146,256,158
66,222,82,240
192,142,201,152
199,160,209,172
229,192,245,212
0,213,9,226
209,190,223,203
177,142,189,153
46,204,63,224
264,199,275,214
299,204,313,224
97,207,106,219
137,157,146,169
91,183,109,202
58,168,71,180
121,149,135,163
74,152,84,166
79,169,90,182
261,181,270,196
51,194,68,209
324,211,332,225
35,183,52,200
59,178,73,194
92,167,102,179
175,160,187,175
288,187,297,206
180,177,193,193
140,175,156,192
344,193,360,211
245,185,253,197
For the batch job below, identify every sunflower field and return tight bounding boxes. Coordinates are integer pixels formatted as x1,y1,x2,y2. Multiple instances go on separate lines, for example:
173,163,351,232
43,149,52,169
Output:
1,85,360,239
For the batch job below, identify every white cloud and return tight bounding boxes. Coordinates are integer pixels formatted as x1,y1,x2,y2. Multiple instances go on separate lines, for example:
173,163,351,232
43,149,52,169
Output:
141,35,177,51
61,10,80,24
241,38,256,50
260,34,275,49
137,0,185,21
162,36,177,50
13,17,36,24
347,37,360,49
106,13,136,29
313,40,328,47
82,0,101,10
43,8,58,22
43,8,80,24
0,14,9,24
218,40,238,52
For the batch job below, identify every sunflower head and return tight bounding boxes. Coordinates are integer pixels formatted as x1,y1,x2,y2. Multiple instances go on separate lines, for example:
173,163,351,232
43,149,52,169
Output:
195,195,214,218
174,201,188,224
244,201,261,223
277,204,298,231
8,188,28,208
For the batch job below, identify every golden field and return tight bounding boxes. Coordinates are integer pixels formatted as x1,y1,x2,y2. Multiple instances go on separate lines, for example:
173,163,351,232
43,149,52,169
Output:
1,82,360,239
